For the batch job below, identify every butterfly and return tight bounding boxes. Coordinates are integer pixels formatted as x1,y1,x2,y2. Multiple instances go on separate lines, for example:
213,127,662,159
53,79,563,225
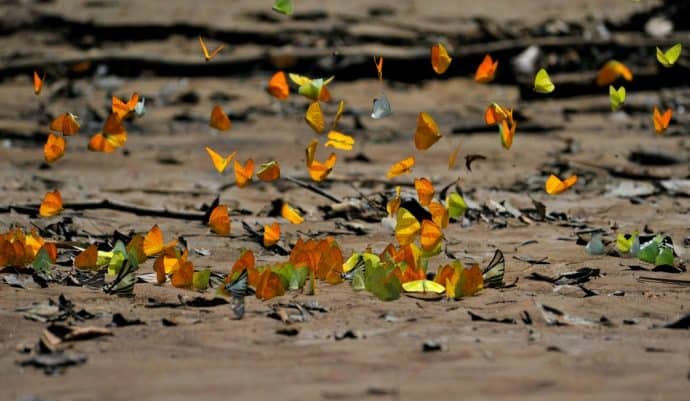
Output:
498,118,516,150
198,36,224,62
255,269,287,300
395,208,421,246
596,60,632,86
305,101,325,134
545,174,577,195
447,144,461,169
428,201,449,229
234,159,254,188
257,161,280,182
143,225,177,257
431,43,452,74
290,73,333,101
652,107,672,134
39,190,63,217
209,105,231,131
267,71,290,100
134,98,146,118
420,220,442,252
43,133,65,163
225,269,249,319
435,261,483,299
208,205,231,235
305,139,318,167
475,54,498,83
482,249,505,288
414,112,442,150
371,93,392,119
465,154,486,171
533,68,555,93
656,43,681,68
402,279,445,294
33,70,45,95
387,156,415,179
205,147,236,174
484,103,516,149
74,244,99,270
414,177,434,206
171,259,194,289
446,192,468,218
609,85,626,111
88,113,127,152
308,153,336,182
112,92,139,120
103,255,137,297
325,131,354,150
272,0,294,16
263,223,281,247
332,100,345,129
374,56,383,81
50,113,80,136
281,202,304,224
386,186,401,216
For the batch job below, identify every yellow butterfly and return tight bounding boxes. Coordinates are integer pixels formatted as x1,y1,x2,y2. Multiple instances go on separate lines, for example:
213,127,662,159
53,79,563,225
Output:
402,279,445,294
545,174,577,195
281,202,303,224
205,147,236,174
234,159,254,188
289,73,334,101
609,85,626,111
387,156,415,179
199,36,224,62
324,131,354,150
533,68,555,93
656,43,682,68
305,102,325,134
395,208,421,246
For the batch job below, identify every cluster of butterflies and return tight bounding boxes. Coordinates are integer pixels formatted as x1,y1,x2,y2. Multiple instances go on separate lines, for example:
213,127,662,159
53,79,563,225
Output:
18,1,681,304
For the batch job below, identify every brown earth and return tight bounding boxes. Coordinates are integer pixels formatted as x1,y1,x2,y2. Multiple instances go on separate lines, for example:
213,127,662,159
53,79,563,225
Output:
1,1,690,400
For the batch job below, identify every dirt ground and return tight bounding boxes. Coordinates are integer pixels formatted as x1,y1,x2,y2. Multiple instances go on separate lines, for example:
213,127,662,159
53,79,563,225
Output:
1,0,689,400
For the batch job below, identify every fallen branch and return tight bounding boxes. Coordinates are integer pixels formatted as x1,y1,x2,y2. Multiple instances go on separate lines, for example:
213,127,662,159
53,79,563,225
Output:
284,176,343,204
0,200,206,221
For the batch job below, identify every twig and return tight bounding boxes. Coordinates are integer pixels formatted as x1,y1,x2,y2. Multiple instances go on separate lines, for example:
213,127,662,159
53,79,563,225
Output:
0,200,206,221
284,176,343,203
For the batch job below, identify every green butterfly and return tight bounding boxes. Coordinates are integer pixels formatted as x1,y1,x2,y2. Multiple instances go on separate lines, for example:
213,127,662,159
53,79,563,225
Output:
609,85,626,111
273,0,294,17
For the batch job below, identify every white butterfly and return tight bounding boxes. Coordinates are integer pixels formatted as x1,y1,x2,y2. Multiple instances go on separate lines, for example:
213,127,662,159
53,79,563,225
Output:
371,93,392,119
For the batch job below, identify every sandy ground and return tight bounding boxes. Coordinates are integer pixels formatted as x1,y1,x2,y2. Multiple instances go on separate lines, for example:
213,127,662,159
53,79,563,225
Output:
1,1,689,400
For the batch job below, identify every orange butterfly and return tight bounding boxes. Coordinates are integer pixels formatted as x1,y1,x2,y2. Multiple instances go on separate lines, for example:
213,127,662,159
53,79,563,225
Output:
281,202,304,224
374,56,384,81
44,133,65,163
652,107,672,134
208,205,231,235
420,220,443,252
263,223,281,247
257,161,280,182
234,159,254,188
485,103,516,150
205,147,236,174
74,244,99,270
414,112,441,150
475,54,498,83
112,93,139,120
255,269,286,300
33,70,45,95
431,43,452,75
50,113,80,136
267,71,290,100
209,105,231,131
308,153,336,182
199,36,224,62
448,143,460,169
39,190,63,217
88,113,127,152
414,178,435,206
596,60,633,86
143,224,178,257
171,260,194,289
428,201,449,229
545,174,577,195
387,156,415,179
